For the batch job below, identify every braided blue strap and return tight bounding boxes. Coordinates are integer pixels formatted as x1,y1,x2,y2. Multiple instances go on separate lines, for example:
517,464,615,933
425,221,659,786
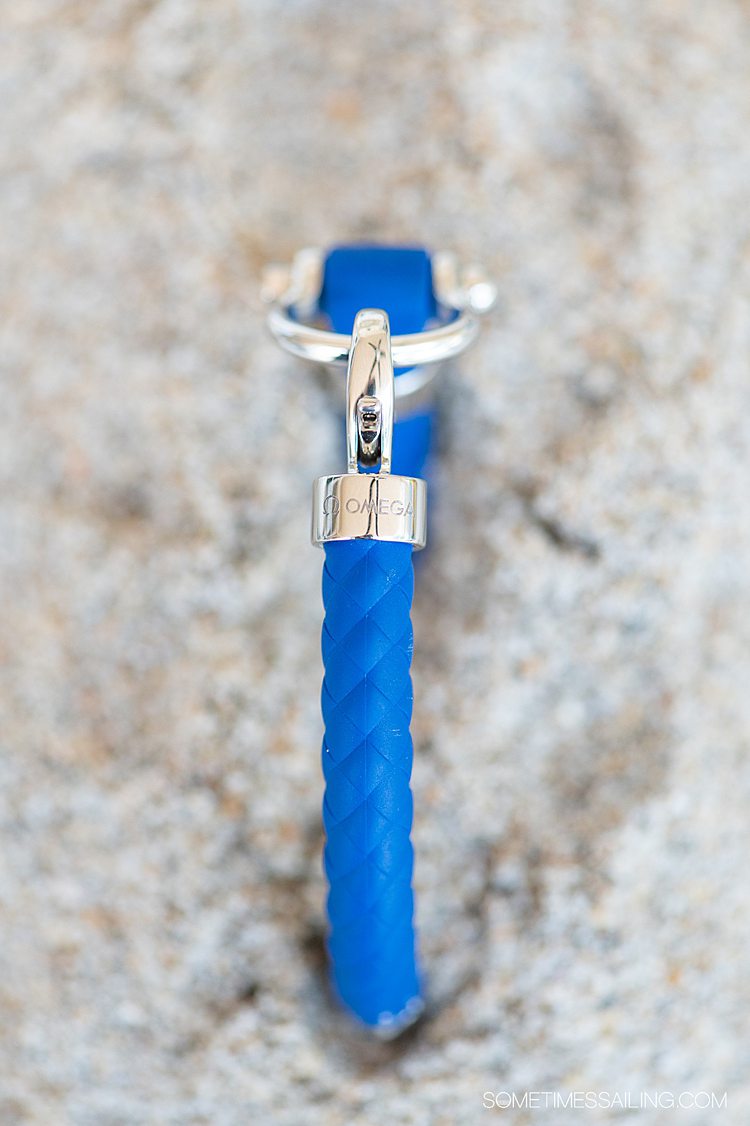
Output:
321,538,422,1030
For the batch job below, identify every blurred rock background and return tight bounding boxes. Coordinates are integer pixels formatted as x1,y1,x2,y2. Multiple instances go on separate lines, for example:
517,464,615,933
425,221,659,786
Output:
1,1,750,1123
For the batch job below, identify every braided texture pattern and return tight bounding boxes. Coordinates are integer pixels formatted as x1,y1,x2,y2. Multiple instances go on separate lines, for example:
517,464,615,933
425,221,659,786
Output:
321,539,422,1029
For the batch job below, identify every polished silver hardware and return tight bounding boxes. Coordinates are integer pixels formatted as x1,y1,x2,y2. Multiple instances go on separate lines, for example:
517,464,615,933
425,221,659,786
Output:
267,304,482,368
312,309,427,550
312,473,427,549
346,310,394,472
263,247,496,409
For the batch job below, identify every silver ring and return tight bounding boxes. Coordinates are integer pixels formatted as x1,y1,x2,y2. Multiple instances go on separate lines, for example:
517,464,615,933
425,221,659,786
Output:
266,304,480,367
262,248,496,374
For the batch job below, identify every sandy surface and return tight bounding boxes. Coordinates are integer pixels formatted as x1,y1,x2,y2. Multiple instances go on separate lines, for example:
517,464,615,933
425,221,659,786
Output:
1,2,750,1123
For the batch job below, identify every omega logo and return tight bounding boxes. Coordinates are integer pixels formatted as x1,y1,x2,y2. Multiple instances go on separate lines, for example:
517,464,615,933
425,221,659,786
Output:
322,493,415,519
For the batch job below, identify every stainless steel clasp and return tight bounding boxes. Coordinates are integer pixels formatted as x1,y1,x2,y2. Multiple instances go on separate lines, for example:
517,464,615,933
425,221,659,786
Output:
311,307,427,550
263,247,497,415
346,310,394,474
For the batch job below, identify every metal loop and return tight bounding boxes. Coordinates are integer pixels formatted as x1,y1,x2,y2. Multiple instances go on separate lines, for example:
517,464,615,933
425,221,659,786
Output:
266,304,481,368
263,247,496,379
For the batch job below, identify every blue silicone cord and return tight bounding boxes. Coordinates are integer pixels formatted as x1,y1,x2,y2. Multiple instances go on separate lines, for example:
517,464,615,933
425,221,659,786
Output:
321,539,421,1029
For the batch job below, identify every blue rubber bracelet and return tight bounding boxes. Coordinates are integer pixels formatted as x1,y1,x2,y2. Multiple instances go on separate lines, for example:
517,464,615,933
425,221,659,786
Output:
317,247,434,1029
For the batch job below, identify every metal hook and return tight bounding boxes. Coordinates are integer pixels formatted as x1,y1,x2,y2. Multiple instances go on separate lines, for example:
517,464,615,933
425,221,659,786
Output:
346,309,394,475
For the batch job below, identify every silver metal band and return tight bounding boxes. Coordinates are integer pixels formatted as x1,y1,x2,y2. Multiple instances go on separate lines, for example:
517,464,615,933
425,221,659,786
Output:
312,473,427,549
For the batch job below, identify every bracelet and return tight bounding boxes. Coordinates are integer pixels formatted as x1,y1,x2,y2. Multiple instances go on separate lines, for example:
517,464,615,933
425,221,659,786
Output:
266,246,494,1034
